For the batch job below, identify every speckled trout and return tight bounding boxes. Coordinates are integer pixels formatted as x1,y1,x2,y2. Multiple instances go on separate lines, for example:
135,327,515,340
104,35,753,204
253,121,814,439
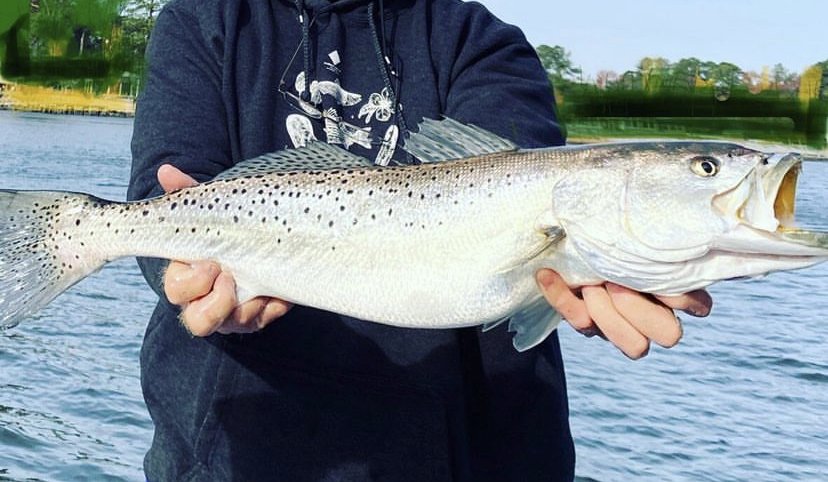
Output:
2,119,827,350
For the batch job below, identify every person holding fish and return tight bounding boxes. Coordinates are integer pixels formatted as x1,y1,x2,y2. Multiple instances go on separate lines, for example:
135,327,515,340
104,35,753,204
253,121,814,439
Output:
128,0,712,480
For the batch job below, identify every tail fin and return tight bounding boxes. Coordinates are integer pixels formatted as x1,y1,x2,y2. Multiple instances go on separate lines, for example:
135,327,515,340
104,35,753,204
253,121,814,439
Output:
0,190,106,328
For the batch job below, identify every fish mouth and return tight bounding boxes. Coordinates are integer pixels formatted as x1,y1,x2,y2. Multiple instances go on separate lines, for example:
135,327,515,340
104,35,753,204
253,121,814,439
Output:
721,152,828,252
768,155,828,249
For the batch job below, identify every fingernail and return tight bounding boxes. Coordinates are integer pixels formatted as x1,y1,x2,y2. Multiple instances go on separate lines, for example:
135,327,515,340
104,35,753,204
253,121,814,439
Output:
688,305,708,317
536,270,555,287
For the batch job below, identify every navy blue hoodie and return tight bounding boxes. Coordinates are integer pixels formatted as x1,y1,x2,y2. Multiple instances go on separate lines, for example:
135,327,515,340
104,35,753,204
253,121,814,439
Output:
129,0,574,480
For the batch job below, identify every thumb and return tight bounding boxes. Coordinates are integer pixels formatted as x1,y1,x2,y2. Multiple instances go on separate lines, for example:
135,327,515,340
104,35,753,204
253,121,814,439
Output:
158,164,199,194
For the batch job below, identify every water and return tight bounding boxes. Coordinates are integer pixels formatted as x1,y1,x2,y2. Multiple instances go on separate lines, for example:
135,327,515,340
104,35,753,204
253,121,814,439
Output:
0,112,154,481
0,111,826,481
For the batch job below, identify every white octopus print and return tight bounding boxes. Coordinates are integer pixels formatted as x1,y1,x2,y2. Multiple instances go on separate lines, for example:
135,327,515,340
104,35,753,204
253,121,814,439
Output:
358,88,395,123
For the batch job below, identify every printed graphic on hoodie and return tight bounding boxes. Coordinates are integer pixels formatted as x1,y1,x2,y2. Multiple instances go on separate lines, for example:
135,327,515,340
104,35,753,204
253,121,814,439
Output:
283,50,400,166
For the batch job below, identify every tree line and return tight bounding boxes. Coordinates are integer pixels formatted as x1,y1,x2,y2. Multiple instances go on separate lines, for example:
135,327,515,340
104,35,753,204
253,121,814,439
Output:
536,44,828,101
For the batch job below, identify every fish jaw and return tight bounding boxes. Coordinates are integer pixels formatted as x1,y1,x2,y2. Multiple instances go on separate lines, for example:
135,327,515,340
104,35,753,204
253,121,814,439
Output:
712,153,828,257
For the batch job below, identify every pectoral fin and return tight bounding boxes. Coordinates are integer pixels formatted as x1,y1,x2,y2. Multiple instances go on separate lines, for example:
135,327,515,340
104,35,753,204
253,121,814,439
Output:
497,225,565,274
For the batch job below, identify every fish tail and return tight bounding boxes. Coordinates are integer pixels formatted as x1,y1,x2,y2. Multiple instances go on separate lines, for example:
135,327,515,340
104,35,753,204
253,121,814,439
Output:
0,190,108,328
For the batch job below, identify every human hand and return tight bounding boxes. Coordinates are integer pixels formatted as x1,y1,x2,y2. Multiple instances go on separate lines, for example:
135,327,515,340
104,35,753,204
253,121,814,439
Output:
157,164,293,336
536,269,712,359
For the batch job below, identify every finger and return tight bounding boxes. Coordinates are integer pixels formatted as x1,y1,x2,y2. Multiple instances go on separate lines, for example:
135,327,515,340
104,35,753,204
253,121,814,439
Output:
655,289,713,317
221,297,269,334
158,164,198,194
216,297,294,334
258,298,293,329
583,285,650,360
536,269,593,332
606,283,682,348
181,272,237,337
164,261,221,305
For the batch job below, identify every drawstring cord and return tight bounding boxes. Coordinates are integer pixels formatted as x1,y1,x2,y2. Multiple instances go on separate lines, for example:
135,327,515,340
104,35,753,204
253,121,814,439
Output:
294,0,312,102
367,1,411,161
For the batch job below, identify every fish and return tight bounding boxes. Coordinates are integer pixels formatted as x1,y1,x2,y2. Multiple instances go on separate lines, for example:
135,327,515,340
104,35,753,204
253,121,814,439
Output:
1,118,827,351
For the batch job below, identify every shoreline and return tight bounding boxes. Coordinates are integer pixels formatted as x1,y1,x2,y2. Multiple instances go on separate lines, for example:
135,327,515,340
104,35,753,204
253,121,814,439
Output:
0,103,134,118
0,83,135,118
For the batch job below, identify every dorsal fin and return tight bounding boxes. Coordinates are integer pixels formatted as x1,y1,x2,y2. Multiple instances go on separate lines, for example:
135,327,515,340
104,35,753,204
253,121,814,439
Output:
403,117,518,163
214,142,374,180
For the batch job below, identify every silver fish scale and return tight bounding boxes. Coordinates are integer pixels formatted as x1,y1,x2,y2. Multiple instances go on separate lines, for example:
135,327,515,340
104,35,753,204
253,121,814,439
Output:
72,152,569,328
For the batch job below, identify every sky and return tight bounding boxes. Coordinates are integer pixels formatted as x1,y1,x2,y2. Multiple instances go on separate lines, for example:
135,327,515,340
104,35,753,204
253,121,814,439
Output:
476,0,827,79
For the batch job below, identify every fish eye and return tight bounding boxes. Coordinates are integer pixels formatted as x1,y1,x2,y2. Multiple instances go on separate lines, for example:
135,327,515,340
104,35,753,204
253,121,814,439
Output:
690,156,721,177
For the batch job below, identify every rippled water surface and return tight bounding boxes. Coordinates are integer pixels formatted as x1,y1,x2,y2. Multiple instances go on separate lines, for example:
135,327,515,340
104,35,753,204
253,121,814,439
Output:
1,111,826,481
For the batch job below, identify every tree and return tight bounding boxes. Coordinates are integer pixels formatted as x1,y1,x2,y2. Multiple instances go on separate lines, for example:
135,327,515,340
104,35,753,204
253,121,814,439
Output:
772,63,792,90
113,0,166,70
70,0,121,56
535,44,582,83
595,70,617,90
667,57,702,90
799,64,823,100
121,0,164,41
637,56,668,92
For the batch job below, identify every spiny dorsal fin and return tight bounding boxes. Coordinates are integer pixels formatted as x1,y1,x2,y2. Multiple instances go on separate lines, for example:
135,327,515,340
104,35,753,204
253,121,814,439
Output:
403,117,518,163
214,142,374,180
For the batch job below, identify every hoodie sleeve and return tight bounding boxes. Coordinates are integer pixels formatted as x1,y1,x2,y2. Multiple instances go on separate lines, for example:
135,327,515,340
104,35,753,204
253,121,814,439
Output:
127,2,232,298
436,2,564,149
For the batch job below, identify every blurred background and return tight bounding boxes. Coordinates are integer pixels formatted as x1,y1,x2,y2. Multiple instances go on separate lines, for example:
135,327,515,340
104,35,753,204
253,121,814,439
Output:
0,1,826,481
1,0,826,149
